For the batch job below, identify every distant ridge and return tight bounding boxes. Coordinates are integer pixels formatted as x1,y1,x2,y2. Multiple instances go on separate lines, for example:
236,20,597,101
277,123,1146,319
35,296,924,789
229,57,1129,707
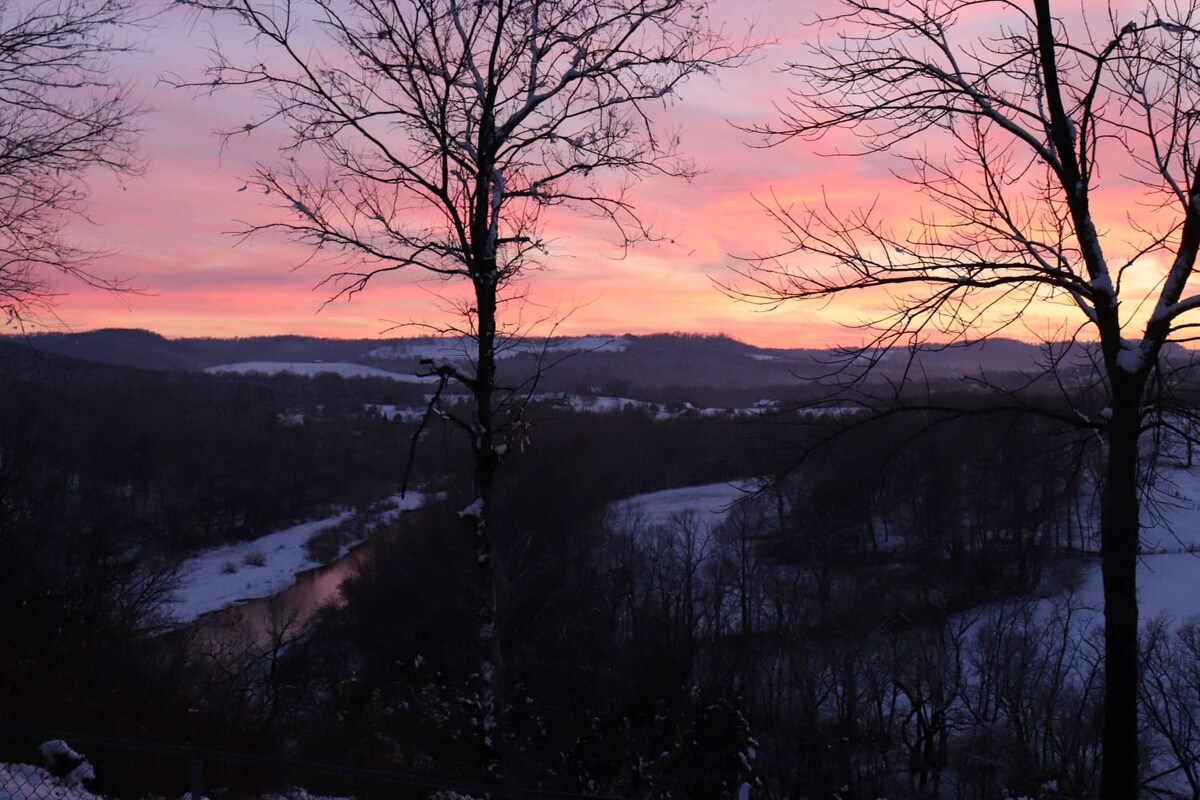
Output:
12,328,1200,407
9,329,386,371
2,329,1130,401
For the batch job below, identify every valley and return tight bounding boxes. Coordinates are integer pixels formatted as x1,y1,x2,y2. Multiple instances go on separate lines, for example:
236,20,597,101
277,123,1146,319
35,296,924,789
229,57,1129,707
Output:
2,331,1199,799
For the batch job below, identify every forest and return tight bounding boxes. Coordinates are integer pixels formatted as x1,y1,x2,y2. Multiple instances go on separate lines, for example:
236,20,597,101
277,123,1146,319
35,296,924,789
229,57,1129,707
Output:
3,338,1199,799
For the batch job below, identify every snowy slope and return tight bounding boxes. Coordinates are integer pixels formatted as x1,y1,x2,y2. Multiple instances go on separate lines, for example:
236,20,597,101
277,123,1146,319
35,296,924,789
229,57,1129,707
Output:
166,493,431,624
204,362,437,382
611,479,762,532
364,336,631,361
1063,462,1200,626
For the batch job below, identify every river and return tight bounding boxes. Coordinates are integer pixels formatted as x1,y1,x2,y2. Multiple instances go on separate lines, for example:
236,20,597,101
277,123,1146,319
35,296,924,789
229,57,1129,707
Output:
182,505,437,665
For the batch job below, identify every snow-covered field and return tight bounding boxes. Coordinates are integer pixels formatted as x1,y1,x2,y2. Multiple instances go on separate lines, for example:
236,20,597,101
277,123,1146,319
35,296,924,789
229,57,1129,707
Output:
364,403,427,422
532,393,661,415
364,336,631,361
1064,462,1200,625
204,362,437,382
1141,461,1200,553
532,394,798,419
609,465,1200,626
361,392,856,424
611,479,762,532
166,493,431,624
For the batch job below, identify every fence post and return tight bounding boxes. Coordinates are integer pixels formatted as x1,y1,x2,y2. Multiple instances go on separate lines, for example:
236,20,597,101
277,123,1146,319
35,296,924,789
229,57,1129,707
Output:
189,751,204,800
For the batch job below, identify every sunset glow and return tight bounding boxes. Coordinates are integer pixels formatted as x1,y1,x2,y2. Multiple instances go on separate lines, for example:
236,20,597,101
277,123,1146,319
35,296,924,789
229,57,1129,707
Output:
38,0,1179,349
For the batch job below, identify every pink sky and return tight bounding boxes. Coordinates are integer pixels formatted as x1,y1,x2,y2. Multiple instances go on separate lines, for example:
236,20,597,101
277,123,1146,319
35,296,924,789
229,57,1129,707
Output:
40,0,1172,348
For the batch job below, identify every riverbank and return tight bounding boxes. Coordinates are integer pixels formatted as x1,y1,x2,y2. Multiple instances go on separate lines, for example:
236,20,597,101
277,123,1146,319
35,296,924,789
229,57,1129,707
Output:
165,492,435,625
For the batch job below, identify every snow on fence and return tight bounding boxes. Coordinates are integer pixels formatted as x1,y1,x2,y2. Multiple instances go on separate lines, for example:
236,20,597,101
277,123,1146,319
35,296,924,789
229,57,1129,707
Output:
0,725,627,800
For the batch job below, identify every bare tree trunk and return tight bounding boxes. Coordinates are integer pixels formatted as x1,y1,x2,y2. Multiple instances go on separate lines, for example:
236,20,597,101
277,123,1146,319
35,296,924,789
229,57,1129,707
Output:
1100,382,1142,799
471,273,505,773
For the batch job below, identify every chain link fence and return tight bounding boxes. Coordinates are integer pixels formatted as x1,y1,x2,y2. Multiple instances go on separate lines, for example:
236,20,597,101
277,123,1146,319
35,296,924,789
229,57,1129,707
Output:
0,725,622,800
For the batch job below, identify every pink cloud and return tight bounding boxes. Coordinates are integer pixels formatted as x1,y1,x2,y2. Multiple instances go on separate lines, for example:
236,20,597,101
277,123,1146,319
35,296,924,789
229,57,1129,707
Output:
41,0,1185,351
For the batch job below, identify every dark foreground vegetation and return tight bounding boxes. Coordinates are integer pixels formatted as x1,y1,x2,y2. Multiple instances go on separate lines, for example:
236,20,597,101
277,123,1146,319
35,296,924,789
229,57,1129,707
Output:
4,342,1200,798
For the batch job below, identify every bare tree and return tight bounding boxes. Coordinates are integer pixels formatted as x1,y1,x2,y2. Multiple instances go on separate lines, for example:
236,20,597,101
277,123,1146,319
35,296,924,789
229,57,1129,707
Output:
174,0,751,770
1140,616,1200,798
728,0,1200,795
0,0,144,324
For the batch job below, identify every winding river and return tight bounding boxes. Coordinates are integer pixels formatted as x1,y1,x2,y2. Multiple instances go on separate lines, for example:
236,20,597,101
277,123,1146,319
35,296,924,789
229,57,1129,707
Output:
184,505,437,660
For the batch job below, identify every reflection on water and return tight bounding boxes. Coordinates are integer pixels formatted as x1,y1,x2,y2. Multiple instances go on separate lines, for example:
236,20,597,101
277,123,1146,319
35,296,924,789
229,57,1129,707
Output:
185,518,400,673
180,505,438,675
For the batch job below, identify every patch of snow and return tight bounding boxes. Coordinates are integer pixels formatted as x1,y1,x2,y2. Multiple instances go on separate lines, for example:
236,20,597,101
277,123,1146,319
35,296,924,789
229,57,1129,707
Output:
364,336,631,362
1075,552,1200,624
365,404,426,422
1090,268,1116,298
205,362,437,383
1065,462,1200,626
165,493,431,624
530,394,800,420
612,479,762,532
365,341,476,361
0,762,101,800
0,761,358,800
263,790,355,800
532,393,656,414
36,742,92,790
540,336,630,354
458,498,484,519
794,405,862,418
748,353,781,362
1142,463,1200,553
1115,340,1145,374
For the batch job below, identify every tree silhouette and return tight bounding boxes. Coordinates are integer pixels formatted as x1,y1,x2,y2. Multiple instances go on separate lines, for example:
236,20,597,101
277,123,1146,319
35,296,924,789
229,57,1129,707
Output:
729,0,1200,795
174,0,751,772
0,0,144,324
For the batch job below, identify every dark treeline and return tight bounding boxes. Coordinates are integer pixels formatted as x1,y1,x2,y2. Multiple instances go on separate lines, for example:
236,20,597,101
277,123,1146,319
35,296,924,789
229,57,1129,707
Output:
0,345,422,739
164,395,1142,798
0,344,424,549
8,349,1200,798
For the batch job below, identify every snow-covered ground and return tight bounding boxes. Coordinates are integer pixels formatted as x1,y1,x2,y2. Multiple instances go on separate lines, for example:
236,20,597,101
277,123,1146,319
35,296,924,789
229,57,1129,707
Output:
364,336,631,361
0,763,100,800
364,393,854,423
364,403,427,422
531,394,802,419
166,493,431,624
204,362,437,382
608,464,1200,626
0,754,356,800
1064,463,1200,625
532,393,661,415
1078,552,1200,623
611,479,762,532
1141,461,1200,553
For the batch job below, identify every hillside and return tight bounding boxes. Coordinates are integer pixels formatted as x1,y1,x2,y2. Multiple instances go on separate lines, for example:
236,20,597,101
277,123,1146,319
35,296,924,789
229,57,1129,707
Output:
5,329,1147,406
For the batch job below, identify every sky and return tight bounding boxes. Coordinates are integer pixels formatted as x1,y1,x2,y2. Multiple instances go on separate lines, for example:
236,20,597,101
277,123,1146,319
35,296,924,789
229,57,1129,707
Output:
28,0,859,347
36,0,1176,348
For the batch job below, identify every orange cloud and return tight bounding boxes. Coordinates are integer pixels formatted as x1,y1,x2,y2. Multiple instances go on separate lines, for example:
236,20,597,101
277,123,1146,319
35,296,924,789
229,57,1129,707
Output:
39,0,1197,352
